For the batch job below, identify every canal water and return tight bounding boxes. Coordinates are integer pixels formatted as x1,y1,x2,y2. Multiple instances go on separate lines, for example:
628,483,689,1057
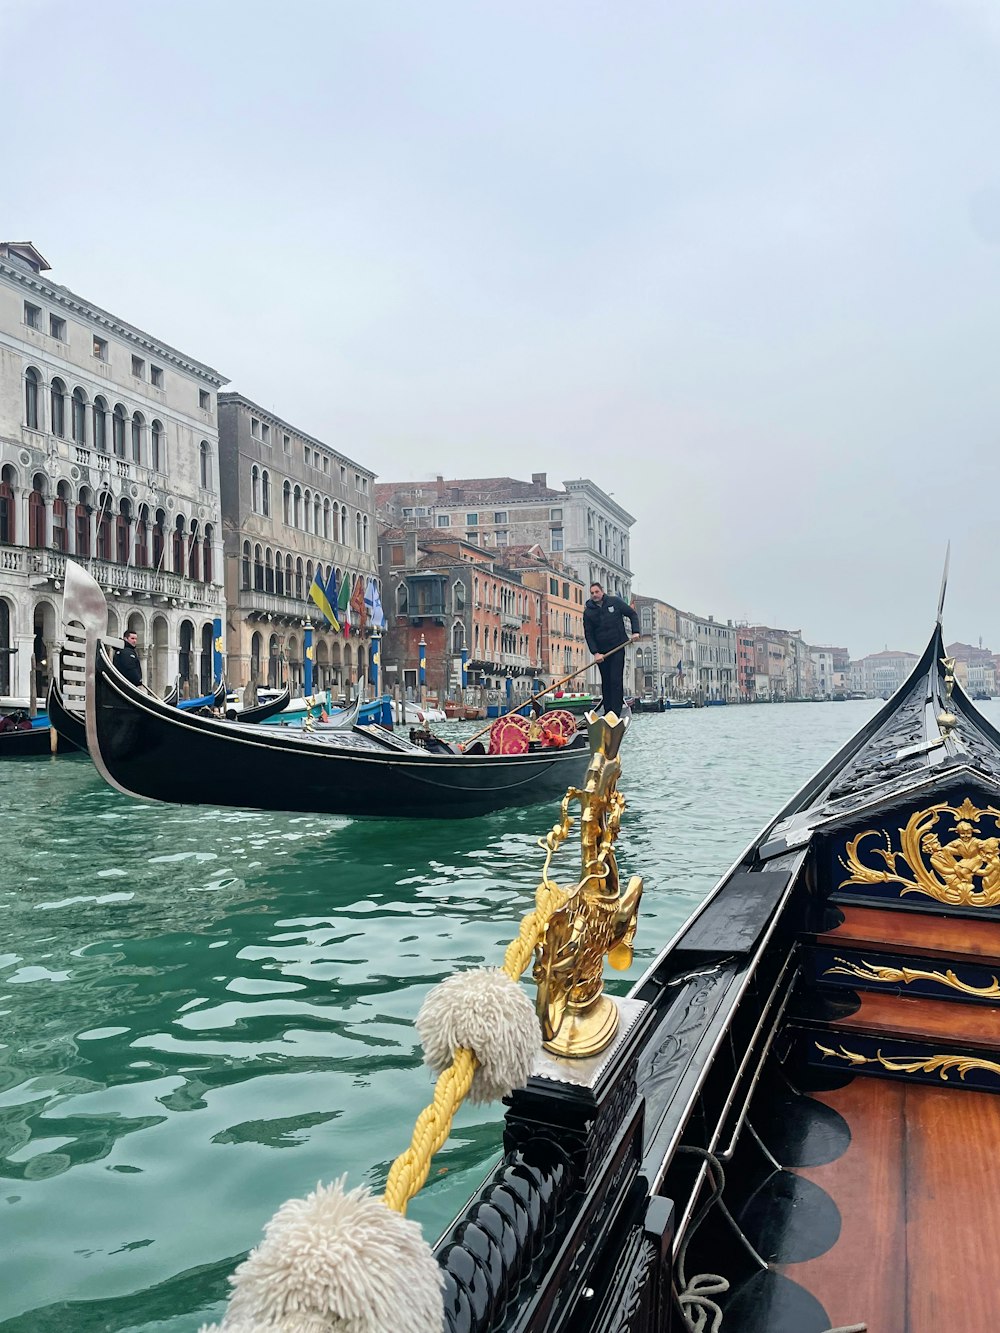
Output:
5,698,979,1332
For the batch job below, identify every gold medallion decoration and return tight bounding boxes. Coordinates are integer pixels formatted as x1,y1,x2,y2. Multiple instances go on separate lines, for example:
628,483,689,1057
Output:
824,956,1000,999
839,797,1000,908
816,1041,1000,1083
532,713,643,1059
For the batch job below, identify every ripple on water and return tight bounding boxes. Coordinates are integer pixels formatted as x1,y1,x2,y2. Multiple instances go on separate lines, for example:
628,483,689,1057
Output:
0,699,905,1331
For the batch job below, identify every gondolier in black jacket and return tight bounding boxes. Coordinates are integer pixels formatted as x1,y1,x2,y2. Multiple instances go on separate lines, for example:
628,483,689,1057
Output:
114,630,143,687
584,582,640,719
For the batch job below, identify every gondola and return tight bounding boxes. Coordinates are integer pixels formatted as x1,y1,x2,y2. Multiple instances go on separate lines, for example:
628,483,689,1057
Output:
175,678,228,712
366,593,998,1332
0,714,59,757
81,618,594,818
161,678,180,706
223,683,290,723
47,678,87,752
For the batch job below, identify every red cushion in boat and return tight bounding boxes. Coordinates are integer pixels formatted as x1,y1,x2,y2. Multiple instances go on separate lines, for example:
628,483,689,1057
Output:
488,713,531,755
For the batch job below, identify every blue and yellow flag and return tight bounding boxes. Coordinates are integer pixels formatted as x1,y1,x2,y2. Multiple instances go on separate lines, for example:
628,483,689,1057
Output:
309,565,339,629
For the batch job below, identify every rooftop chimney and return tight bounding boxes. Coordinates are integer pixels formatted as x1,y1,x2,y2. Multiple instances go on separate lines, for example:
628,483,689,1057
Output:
531,472,547,488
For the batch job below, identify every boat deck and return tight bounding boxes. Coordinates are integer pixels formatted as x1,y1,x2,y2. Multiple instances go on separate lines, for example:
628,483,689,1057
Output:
770,1076,1000,1331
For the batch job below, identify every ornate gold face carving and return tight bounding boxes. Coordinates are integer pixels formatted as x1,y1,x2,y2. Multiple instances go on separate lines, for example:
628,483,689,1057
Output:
532,713,643,1059
839,797,1000,908
816,1041,1000,1083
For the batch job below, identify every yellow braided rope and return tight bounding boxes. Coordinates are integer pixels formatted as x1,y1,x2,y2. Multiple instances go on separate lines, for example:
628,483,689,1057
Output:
382,879,569,1214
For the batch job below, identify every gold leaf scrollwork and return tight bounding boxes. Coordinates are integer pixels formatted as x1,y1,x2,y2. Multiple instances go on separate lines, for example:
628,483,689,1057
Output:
839,797,1000,908
824,956,1000,999
816,1041,1000,1083
532,713,643,1059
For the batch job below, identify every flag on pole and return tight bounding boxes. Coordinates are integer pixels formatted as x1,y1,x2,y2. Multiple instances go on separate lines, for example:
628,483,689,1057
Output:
308,565,338,628
323,567,341,633
364,578,385,630
337,570,351,636
350,573,366,630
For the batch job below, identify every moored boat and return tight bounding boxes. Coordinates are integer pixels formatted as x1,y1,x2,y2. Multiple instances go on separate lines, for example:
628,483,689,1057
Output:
541,690,599,715
200,581,1000,1333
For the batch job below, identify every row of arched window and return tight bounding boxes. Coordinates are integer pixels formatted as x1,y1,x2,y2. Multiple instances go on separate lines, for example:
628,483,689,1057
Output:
240,541,378,609
24,366,212,486
470,620,542,662
0,464,214,580
249,466,370,551
472,575,541,619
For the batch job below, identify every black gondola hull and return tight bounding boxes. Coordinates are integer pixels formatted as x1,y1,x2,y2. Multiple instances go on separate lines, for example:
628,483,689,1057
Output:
89,649,591,818
47,680,88,753
0,724,57,757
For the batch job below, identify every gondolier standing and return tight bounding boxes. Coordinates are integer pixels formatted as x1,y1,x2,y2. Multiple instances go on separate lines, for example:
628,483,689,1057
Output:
114,630,143,687
584,582,640,718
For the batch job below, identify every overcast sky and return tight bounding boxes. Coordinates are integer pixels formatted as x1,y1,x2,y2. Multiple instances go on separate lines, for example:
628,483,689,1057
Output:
5,0,999,655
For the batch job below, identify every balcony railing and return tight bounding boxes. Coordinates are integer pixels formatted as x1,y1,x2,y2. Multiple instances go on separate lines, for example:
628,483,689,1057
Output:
6,544,217,606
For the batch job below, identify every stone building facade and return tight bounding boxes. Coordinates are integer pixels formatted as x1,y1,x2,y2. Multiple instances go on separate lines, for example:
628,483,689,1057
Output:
217,393,378,694
0,241,227,699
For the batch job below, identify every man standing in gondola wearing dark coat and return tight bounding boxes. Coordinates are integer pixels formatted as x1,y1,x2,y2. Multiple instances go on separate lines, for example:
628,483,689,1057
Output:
114,630,143,687
584,582,640,719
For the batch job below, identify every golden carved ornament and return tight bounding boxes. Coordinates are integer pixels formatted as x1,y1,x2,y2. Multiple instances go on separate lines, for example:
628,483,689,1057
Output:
838,796,1000,908
824,956,1000,999
532,713,643,1058
816,1041,1000,1083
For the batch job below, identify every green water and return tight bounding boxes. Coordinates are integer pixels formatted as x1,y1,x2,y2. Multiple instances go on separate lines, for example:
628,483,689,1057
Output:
3,698,958,1331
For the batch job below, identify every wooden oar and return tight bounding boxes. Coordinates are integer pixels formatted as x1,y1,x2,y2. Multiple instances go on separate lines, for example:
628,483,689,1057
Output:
458,639,632,750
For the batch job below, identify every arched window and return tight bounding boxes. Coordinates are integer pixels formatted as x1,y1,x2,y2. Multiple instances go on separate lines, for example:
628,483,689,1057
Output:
295,557,304,599
452,621,465,653
53,483,70,552
0,467,16,544
28,476,46,548
25,367,40,430
242,540,251,590
150,420,164,471
283,480,291,525
323,499,331,538
293,485,302,527
74,491,90,556
396,583,408,615
135,506,149,567
202,524,213,583
250,631,262,683
172,515,186,574
285,553,293,595
254,543,264,592
274,549,284,596
262,470,270,517
251,465,260,513
453,580,466,612
72,388,87,445
116,500,131,565
188,521,200,582
112,405,126,457
50,379,66,437
152,509,165,570
131,412,144,464
340,504,347,543
200,441,210,489
355,512,362,548
96,494,113,560
362,515,369,552
306,560,314,591
313,495,320,533
93,397,108,452
264,548,274,593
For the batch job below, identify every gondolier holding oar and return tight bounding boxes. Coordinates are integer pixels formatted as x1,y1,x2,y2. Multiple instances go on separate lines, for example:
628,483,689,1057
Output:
114,630,143,687
584,582,640,718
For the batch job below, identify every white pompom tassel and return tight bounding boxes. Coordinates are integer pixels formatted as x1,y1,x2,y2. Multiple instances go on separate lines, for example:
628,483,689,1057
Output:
199,1176,443,1333
416,967,541,1103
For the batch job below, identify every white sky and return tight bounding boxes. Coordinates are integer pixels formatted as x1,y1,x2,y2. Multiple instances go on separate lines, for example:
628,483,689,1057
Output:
4,0,999,655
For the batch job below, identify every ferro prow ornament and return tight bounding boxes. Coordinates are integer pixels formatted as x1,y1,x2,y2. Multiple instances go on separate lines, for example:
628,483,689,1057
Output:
533,711,643,1058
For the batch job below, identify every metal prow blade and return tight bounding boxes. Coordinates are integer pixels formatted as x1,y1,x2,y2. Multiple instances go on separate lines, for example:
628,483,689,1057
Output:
936,542,950,627
62,561,110,714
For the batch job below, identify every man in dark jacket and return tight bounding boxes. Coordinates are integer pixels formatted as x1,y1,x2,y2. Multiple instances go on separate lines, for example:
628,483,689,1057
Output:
583,582,640,718
114,630,143,686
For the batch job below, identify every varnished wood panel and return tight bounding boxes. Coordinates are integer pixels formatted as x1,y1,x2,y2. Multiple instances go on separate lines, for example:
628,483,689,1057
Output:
831,992,1000,1050
906,1086,1000,1331
777,1078,907,1330
819,905,1000,964
781,1080,1000,1331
